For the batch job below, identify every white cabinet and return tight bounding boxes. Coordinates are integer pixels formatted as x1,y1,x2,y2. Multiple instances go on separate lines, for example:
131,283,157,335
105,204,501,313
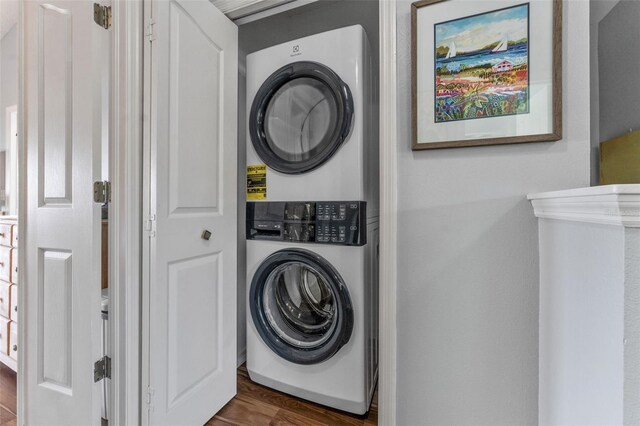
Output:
529,185,640,426
0,219,17,371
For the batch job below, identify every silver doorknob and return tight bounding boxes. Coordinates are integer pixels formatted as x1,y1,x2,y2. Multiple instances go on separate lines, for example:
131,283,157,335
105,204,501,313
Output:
201,230,212,241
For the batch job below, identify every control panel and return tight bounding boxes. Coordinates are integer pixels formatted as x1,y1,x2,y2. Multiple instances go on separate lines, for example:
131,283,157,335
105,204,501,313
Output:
246,201,366,246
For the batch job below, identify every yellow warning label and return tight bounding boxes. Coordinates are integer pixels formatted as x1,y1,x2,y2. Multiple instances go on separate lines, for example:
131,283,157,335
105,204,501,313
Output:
247,164,267,200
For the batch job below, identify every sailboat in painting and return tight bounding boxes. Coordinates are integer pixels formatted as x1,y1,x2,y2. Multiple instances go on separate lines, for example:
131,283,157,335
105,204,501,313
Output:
492,36,508,53
445,41,457,59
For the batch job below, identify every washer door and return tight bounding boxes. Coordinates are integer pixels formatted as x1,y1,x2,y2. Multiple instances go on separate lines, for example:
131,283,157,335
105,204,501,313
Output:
249,61,354,174
250,248,354,365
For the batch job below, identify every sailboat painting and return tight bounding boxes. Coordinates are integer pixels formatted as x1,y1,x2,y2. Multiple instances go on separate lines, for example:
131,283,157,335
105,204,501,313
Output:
434,3,530,123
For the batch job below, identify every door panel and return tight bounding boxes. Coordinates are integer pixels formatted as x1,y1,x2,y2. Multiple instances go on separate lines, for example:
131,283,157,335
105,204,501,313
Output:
24,0,104,424
40,4,72,205
168,3,222,214
145,1,238,424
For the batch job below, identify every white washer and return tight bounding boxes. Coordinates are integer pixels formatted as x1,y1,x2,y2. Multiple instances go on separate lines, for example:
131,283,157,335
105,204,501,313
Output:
245,201,379,414
246,25,378,215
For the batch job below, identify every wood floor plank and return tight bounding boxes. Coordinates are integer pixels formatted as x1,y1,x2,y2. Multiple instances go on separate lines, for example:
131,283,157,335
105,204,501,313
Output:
269,408,328,426
236,373,366,426
208,365,376,426
0,363,16,417
207,394,280,426
0,406,16,426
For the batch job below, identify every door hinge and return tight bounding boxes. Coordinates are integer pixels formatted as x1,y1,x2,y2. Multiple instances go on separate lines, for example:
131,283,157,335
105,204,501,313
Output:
94,356,111,382
144,214,157,238
94,181,111,204
146,386,155,412
93,3,112,30
146,18,156,42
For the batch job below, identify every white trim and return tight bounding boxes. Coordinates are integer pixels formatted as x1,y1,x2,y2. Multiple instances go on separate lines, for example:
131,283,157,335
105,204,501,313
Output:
17,0,26,422
231,0,317,25
111,0,144,424
213,0,297,20
141,1,153,424
4,104,18,216
378,1,398,424
529,184,640,227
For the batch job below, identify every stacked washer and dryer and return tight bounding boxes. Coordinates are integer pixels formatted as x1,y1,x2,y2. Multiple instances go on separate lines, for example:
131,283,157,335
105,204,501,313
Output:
245,25,379,415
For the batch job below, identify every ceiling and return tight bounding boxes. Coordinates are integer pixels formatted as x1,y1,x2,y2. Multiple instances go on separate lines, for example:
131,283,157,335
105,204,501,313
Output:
0,0,18,40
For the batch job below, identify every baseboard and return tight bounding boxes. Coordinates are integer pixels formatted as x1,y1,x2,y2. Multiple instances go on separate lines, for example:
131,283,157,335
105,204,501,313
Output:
237,347,247,368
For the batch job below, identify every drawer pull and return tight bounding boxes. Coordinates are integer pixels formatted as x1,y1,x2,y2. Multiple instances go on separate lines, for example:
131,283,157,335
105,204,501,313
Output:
12,345,17,351
14,306,17,312
0,297,3,303
0,233,5,238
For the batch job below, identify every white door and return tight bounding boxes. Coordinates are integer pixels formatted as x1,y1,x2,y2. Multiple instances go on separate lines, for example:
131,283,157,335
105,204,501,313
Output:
143,0,238,424
23,0,106,424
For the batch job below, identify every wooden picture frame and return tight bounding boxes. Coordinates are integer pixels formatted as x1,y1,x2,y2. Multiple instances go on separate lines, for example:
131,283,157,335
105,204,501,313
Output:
411,0,562,150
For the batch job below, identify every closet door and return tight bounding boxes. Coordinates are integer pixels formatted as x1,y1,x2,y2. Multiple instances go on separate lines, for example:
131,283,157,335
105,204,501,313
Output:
23,0,105,424
144,0,238,424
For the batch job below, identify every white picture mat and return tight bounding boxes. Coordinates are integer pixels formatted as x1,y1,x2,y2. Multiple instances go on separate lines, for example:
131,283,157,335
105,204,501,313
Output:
416,0,554,144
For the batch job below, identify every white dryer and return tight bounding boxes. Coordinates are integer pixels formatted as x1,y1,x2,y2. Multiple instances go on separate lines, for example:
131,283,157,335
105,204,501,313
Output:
246,25,378,214
245,201,379,414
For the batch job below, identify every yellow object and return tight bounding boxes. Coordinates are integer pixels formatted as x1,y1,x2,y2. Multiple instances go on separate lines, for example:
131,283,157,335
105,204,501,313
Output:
600,130,640,184
247,164,267,200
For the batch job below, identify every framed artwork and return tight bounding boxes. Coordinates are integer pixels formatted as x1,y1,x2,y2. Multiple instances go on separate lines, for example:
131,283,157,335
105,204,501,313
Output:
411,0,562,150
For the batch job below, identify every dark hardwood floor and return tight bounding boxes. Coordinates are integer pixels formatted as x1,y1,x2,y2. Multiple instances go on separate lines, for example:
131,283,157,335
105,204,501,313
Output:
207,365,377,426
0,363,17,426
0,363,377,426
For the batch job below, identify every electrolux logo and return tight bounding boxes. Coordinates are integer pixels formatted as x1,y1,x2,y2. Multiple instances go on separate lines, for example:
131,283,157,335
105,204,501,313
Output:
290,44,302,57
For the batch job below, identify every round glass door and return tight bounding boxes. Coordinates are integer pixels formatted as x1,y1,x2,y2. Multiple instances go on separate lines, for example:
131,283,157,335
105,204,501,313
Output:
250,249,353,364
249,62,354,174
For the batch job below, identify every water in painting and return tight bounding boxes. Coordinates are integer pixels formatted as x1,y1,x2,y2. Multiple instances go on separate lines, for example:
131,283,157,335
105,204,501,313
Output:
434,3,530,123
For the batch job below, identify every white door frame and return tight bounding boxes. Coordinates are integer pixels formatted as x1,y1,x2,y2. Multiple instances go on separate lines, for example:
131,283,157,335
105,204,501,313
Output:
17,0,26,421
111,0,144,423
16,0,398,424
378,1,398,424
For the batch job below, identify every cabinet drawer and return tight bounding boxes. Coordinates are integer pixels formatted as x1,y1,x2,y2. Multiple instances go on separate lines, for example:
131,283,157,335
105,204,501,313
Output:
0,224,12,247
0,247,11,283
0,317,8,355
11,249,17,283
0,280,9,318
9,321,17,360
9,285,17,321
11,225,17,248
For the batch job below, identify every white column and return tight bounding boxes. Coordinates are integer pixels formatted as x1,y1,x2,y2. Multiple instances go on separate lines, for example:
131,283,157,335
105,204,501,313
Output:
529,184,640,425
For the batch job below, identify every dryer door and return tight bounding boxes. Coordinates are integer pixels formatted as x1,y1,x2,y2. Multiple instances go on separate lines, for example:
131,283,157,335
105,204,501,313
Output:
249,61,354,174
250,248,354,364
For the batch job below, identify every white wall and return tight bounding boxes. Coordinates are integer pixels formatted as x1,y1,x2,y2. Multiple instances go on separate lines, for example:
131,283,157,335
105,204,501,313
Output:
1,25,18,151
395,1,591,424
